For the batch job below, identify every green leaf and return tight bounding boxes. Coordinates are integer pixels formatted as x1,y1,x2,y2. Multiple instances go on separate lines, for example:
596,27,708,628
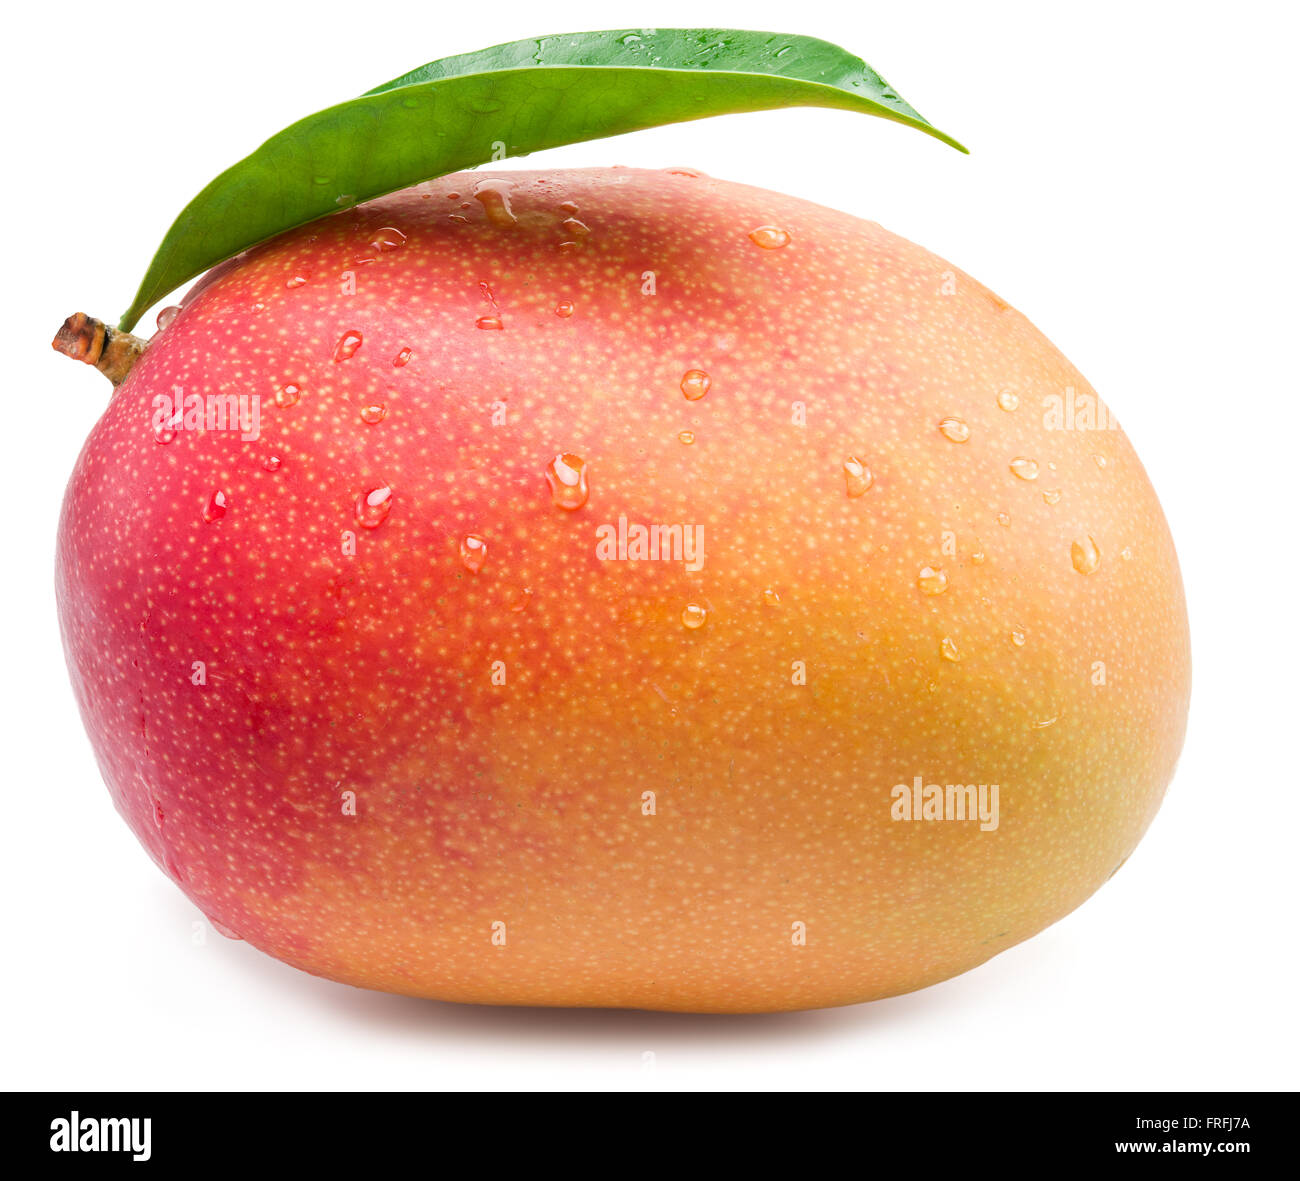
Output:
119,28,965,330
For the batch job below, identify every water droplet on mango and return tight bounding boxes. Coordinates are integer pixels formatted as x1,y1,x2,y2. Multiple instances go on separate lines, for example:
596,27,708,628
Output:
369,226,406,252
474,183,517,227
917,566,949,595
333,331,363,362
843,456,874,498
680,370,712,401
682,602,708,629
1071,536,1101,575
749,226,792,249
545,453,589,510
460,534,488,572
355,486,393,528
208,917,243,941
203,490,228,523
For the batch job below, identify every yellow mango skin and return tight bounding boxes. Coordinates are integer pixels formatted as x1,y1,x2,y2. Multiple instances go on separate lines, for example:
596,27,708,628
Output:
56,168,1190,1012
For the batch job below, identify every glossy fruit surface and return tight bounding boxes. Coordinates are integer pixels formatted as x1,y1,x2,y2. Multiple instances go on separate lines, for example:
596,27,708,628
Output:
56,168,1190,1012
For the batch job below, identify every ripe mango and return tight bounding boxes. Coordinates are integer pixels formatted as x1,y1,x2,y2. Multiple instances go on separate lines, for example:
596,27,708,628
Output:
56,168,1190,1011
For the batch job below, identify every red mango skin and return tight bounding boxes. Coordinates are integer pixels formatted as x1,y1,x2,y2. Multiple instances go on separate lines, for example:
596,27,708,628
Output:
55,168,1190,1012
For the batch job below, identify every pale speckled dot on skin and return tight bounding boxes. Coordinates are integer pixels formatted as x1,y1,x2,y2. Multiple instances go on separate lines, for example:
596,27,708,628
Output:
55,168,1190,1013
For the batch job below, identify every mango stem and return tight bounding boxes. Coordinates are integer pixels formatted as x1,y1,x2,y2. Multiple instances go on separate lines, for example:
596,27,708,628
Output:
52,313,149,386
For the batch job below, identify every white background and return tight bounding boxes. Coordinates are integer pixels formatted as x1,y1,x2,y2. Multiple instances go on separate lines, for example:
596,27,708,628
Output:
3,0,1296,1091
